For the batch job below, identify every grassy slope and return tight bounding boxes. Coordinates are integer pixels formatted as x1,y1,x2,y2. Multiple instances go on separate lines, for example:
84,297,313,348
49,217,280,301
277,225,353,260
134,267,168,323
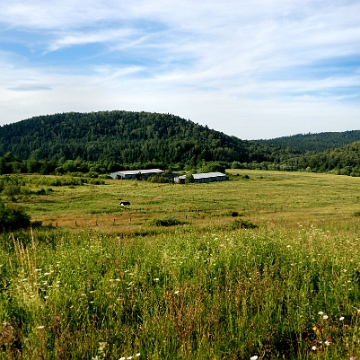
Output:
17,170,360,232
1,171,360,359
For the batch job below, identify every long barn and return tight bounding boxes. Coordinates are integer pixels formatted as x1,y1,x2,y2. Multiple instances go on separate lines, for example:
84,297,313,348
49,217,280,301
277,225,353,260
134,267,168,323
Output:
175,172,228,183
110,169,163,180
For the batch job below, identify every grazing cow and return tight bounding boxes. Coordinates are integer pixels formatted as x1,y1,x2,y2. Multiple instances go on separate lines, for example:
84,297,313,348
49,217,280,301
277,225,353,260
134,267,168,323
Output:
120,201,131,206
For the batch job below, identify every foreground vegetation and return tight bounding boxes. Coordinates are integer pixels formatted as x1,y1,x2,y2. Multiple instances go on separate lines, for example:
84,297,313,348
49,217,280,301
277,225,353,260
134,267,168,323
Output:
1,170,360,359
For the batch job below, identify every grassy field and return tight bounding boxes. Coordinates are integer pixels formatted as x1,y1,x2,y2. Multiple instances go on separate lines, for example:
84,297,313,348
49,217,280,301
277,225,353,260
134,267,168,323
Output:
16,169,360,232
1,170,360,359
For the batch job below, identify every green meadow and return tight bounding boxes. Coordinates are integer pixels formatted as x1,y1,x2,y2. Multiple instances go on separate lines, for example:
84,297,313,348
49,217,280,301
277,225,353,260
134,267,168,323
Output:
1,170,360,359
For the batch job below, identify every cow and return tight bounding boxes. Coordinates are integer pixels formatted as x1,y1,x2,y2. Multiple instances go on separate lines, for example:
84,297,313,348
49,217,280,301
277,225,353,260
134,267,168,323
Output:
120,201,131,206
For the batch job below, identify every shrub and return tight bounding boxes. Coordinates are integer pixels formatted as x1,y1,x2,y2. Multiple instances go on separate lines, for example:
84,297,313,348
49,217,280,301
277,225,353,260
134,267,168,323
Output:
0,201,31,232
148,217,187,227
185,174,194,184
230,218,257,230
147,175,171,183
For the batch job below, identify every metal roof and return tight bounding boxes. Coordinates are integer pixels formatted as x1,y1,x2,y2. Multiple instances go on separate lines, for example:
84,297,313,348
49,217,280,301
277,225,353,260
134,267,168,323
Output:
177,172,226,180
110,169,163,176
117,169,163,175
192,172,226,179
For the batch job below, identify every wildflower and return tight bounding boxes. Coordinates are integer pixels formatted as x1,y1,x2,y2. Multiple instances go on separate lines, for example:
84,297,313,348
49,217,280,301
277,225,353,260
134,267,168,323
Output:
323,315,329,320
340,316,345,321
135,354,140,358
250,356,258,360
318,311,324,315
311,346,317,351
98,342,107,352
154,278,159,281
37,326,45,329
119,357,126,360
324,340,331,346
174,290,180,295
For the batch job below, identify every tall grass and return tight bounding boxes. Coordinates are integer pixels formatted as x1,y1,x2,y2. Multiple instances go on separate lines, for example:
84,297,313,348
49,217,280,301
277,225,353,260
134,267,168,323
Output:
1,223,360,359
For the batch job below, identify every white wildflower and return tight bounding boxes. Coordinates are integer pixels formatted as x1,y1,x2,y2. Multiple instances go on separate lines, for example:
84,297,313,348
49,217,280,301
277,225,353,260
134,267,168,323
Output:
311,346,316,351
340,316,345,321
323,315,329,320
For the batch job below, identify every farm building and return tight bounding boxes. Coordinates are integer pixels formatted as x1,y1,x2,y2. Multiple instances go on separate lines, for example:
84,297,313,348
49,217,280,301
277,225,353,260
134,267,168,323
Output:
110,169,163,180
175,172,228,183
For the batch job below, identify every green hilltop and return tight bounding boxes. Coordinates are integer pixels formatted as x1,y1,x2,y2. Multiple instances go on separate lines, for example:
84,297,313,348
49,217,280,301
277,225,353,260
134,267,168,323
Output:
0,111,249,164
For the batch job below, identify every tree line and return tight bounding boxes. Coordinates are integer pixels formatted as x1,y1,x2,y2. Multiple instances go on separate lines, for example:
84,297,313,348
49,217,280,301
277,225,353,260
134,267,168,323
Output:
0,110,360,176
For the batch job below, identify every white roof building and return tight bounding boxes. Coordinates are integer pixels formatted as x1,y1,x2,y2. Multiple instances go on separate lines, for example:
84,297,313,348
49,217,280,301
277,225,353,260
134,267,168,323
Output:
175,172,227,183
110,169,163,180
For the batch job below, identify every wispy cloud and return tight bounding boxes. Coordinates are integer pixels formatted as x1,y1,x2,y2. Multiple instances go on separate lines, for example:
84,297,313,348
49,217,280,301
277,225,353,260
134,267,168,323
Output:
8,84,52,91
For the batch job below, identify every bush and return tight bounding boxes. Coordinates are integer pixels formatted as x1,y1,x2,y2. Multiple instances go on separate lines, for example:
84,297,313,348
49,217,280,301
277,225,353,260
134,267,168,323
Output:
0,201,31,232
185,174,194,184
148,217,187,227
230,218,257,230
147,175,171,183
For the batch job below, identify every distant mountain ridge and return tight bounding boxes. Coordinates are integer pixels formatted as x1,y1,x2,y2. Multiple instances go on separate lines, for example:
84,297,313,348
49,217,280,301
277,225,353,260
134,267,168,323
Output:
257,130,360,154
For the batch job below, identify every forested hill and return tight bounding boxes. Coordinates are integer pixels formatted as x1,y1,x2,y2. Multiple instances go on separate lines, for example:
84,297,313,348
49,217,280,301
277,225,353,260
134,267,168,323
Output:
256,131,360,154
1,111,359,172
283,141,360,176
0,111,250,164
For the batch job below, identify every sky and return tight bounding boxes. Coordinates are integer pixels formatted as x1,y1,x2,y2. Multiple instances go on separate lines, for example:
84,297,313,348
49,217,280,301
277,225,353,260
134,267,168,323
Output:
1,0,360,140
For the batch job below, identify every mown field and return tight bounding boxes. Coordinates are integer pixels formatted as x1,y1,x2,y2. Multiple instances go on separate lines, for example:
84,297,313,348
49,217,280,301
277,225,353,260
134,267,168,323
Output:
1,170,360,359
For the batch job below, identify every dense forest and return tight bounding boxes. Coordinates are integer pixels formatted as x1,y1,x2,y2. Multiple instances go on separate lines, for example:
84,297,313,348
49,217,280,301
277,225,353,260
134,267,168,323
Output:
0,110,359,176
257,131,360,154
0,111,249,164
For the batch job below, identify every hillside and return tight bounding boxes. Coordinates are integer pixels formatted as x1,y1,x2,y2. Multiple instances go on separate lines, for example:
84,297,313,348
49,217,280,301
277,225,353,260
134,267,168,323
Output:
0,111,360,174
255,131,360,157
283,140,360,176
260,131,360,150
0,111,249,165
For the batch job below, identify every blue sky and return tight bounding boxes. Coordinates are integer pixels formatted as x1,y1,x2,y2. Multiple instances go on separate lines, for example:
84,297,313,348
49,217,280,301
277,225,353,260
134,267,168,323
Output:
1,0,360,139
